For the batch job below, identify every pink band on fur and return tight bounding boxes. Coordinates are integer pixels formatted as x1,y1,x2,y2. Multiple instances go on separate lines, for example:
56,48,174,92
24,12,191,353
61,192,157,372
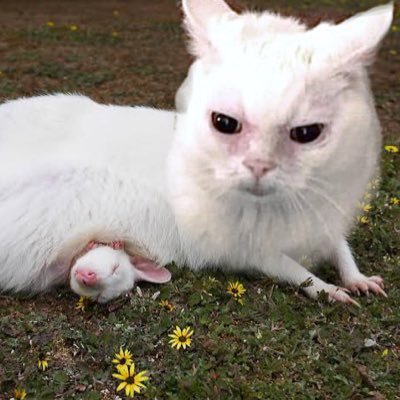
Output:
69,240,125,272
86,240,124,251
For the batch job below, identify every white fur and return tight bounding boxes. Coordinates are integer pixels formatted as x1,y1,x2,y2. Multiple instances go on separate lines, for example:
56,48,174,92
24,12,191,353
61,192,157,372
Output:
0,95,174,189
0,98,181,297
169,0,393,302
0,1,393,303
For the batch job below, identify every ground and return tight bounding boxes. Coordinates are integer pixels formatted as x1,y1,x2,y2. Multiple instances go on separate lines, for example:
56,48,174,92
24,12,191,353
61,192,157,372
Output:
0,0,399,399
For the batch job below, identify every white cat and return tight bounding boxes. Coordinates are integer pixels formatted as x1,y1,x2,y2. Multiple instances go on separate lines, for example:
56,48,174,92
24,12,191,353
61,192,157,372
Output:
0,0,393,304
169,0,393,304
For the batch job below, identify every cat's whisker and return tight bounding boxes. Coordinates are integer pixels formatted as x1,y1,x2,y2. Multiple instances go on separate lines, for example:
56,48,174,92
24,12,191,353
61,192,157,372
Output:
293,189,338,246
283,190,311,242
306,186,346,218
304,179,351,223
196,176,231,200
305,176,336,192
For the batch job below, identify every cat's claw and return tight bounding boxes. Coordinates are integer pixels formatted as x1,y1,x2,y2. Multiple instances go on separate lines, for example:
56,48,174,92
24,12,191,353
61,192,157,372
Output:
345,275,387,298
324,286,361,307
369,275,385,288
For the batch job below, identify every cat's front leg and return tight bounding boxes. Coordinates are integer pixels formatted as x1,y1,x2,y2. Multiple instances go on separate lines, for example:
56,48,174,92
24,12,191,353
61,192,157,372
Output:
263,253,359,305
333,238,387,297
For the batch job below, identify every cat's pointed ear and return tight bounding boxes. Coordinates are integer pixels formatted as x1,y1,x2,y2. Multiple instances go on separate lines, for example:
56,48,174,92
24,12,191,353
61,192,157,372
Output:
320,3,394,68
182,0,237,57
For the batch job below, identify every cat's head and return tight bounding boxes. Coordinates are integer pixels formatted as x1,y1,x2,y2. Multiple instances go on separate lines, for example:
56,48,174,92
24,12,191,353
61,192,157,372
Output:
174,0,393,208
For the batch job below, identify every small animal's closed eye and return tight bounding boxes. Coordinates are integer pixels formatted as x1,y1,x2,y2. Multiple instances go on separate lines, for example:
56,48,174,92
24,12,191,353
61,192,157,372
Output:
112,264,120,274
211,112,242,134
290,123,325,144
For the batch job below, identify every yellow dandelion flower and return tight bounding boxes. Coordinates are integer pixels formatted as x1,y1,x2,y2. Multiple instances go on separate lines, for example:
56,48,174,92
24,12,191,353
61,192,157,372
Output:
168,326,194,350
384,145,399,153
357,215,369,224
38,354,49,371
112,347,133,370
159,299,174,312
70,24,78,31
112,364,149,398
46,21,55,27
14,387,27,400
227,281,246,299
75,296,89,311
390,197,399,205
363,204,372,213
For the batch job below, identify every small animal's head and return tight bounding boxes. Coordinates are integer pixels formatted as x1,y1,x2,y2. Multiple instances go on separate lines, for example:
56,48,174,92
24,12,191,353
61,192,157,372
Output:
70,246,171,303
175,0,393,206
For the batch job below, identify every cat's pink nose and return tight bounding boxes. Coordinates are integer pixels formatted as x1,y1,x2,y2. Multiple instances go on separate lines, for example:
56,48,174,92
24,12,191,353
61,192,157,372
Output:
243,158,276,179
75,268,97,286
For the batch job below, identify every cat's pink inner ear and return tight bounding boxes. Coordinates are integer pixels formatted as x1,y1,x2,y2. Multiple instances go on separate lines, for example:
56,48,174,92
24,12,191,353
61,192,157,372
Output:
131,256,171,284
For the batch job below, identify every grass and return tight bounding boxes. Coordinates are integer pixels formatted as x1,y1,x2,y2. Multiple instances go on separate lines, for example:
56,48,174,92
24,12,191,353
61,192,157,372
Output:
0,0,399,399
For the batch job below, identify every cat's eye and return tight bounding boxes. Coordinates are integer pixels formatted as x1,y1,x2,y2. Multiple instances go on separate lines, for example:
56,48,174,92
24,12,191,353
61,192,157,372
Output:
211,112,242,134
290,124,324,144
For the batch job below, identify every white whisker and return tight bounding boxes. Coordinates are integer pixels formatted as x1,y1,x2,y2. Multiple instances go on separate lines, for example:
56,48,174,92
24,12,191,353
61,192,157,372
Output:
305,177,351,223
293,189,337,246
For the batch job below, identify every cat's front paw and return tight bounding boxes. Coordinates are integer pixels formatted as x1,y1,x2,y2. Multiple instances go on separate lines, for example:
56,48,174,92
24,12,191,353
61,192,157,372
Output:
344,274,387,297
304,282,360,306
321,285,360,307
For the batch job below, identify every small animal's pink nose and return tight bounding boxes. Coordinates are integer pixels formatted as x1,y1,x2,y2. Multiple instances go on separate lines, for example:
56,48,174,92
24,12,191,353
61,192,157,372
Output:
75,268,97,286
243,158,276,179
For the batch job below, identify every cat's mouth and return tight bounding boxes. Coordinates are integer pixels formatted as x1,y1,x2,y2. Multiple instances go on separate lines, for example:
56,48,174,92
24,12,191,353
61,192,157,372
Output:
240,182,277,197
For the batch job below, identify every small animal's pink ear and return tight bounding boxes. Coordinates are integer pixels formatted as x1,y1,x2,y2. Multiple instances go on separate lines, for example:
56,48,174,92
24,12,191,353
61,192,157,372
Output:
182,0,237,57
131,256,172,284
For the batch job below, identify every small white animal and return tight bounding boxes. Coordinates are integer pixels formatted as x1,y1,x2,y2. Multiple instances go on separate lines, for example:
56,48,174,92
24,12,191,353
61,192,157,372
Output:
70,241,171,303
